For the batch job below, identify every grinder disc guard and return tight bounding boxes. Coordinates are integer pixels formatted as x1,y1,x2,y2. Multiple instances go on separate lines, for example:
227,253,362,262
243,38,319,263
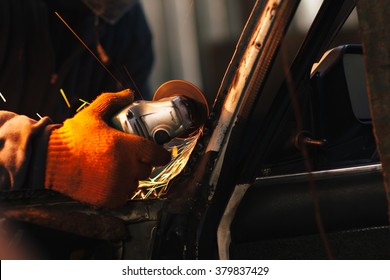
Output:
131,80,209,200
153,80,209,137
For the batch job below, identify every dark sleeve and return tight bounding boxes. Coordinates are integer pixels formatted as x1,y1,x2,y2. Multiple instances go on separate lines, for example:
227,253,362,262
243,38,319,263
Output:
120,2,154,99
0,111,58,191
98,2,155,100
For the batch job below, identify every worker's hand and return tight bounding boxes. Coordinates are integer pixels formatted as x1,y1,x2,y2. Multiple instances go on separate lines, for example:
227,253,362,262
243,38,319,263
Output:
44,89,171,208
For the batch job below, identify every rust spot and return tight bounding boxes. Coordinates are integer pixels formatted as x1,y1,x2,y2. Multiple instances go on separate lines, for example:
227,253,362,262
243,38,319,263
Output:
270,2,279,19
3,206,129,240
232,69,240,88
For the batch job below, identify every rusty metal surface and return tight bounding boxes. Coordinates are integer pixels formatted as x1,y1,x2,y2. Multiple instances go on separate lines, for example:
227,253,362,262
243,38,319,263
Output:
357,0,390,219
2,206,129,241
162,0,302,259
0,189,166,240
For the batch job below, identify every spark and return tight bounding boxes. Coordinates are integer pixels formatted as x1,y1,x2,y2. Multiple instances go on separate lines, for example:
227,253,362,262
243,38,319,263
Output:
131,131,201,200
36,113,43,119
0,92,6,102
76,99,91,112
123,66,144,100
76,103,87,112
60,88,71,108
79,99,91,105
55,12,124,89
172,146,178,157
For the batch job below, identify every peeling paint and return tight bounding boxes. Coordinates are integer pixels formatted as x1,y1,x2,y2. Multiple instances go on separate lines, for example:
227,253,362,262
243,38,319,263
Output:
206,0,282,154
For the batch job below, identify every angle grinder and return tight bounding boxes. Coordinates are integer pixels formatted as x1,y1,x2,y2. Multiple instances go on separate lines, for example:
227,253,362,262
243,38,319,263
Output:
112,80,209,144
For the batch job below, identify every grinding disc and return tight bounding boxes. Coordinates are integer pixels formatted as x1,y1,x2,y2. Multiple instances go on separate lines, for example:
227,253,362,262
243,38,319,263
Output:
153,80,209,135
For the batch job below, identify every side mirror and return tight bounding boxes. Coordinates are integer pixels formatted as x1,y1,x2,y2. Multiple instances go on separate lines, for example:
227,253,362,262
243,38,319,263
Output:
311,44,370,127
343,51,370,123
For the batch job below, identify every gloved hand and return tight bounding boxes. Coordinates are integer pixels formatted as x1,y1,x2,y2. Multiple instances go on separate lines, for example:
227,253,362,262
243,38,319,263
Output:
44,89,171,208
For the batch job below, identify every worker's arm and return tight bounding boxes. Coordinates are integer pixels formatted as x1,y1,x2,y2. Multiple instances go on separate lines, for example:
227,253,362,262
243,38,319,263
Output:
0,90,171,208
0,111,55,190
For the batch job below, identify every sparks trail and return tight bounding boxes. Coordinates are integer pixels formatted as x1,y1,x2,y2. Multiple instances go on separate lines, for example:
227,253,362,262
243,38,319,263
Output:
131,131,201,200
123,66,144,100
60,88,71,108
0,92,6,102
54,12,125,90
76,99,90,112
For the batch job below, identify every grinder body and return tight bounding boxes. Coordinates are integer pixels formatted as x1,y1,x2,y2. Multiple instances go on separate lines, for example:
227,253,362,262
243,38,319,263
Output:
112,80,209,144
112,96,194,144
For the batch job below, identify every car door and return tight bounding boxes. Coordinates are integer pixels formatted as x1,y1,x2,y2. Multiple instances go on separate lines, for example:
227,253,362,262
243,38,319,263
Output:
153,0,390,260
214,0,389,260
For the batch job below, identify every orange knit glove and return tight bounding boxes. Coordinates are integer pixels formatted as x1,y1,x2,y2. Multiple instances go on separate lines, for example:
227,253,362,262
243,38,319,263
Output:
44,89,171,208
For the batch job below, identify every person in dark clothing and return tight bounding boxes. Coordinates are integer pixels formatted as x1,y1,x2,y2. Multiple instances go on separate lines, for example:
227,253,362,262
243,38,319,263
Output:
0,0,154,123
0,0,172,259
0,0,170,208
